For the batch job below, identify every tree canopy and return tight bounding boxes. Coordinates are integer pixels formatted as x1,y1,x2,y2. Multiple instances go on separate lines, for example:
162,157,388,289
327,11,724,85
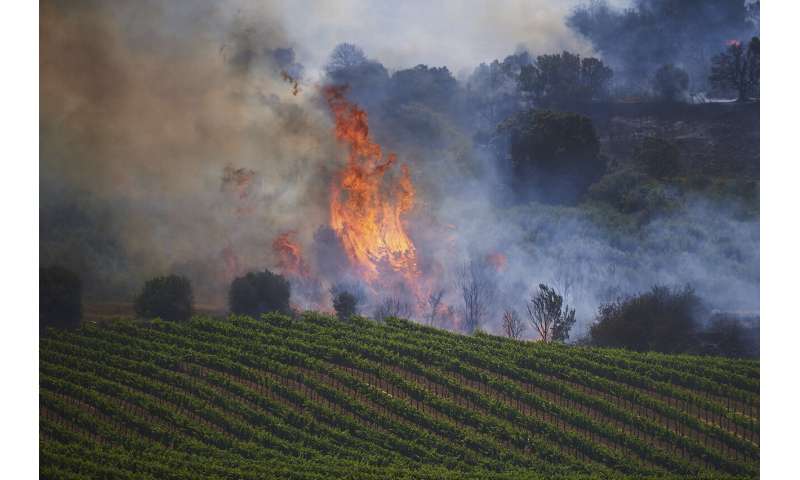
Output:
501,110,604,204
229,270,291,317
135,275,194,322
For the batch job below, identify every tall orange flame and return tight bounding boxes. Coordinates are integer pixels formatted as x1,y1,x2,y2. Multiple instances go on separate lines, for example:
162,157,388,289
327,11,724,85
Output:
324,85,420,287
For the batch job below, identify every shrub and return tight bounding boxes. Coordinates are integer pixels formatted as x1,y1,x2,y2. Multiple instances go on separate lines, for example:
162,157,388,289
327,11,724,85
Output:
333,292,358,320
635,137,681,179
589,285,703,353
229,270,291,317
330,282,364,320
587,168,649,212
40,266,82,330
135,275,193,321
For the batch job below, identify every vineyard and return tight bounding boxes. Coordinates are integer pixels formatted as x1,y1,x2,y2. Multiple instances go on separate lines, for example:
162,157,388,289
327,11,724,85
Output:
39,313,759,479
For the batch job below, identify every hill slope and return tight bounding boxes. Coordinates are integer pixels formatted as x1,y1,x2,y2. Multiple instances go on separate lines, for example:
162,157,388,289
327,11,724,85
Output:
39,313,759,479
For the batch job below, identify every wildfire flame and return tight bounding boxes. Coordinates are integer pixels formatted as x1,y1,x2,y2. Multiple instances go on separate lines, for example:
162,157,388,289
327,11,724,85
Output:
221,244,241,281
486,252,508,272
273,230,311,279
323,85,420,289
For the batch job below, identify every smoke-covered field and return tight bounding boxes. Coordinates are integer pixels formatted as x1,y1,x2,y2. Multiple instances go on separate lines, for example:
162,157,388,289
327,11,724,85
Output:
41,0,759,341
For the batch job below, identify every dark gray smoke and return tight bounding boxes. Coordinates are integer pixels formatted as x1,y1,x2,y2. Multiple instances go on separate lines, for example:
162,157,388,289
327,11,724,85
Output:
567,0,760,92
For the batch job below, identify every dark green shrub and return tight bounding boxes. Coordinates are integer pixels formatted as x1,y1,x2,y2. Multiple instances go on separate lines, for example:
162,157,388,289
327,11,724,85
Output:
229,270,291,317
135,275,193,321
501,110,604,204
590,285,703,353
330,282,365,320
635,137,681,179
332,291,358,320
40,266,82,330
588,169,674,215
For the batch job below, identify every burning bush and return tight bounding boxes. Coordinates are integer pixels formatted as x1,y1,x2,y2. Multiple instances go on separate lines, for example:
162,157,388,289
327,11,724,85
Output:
40,266,82,330
134,275,193,322
229,270,291,318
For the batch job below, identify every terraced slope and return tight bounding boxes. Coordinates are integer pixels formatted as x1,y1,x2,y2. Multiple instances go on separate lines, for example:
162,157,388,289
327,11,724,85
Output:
39,313,759,479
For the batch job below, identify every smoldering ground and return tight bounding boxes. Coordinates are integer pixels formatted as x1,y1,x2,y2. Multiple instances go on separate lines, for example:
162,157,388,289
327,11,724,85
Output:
41,0,758,340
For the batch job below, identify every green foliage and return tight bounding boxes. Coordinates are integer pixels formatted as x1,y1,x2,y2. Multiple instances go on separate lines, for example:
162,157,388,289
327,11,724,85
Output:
710,37,760,101
332,291,358,320
590,285,703,354
228,270,291,317
40,265,82,329
526,284,576,342
635,137,682,179
501,110,604,204
518,51,612,108
40,313,759,479
330,282,364,320
134,274,193,322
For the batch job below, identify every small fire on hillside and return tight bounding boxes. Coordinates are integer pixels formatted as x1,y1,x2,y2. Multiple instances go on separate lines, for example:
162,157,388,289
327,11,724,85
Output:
273,231,311,279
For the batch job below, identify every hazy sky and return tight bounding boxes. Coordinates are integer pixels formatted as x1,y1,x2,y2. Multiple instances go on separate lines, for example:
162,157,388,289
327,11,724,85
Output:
251,0,632,78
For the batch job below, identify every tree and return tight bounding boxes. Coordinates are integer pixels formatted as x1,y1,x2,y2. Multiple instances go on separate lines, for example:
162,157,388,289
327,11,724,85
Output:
426,289,445,326
332,292,358,320
518,51,612,108
324,43,389,108
500,109,604,204
40,266,82,330
326,43,368,73
467,52,530,128
330,282,364,320
229,270,291,317
651,64,689,102
502,309,526,339
373,297,412,322
568,0,757,90
134,275,193,322
457,260,496,334
387,64,459,113
589,285,702,353
710,37,759,101
526,284,576,342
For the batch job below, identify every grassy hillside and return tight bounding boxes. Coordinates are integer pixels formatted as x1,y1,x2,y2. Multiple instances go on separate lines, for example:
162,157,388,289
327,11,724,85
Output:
39,313,759,479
